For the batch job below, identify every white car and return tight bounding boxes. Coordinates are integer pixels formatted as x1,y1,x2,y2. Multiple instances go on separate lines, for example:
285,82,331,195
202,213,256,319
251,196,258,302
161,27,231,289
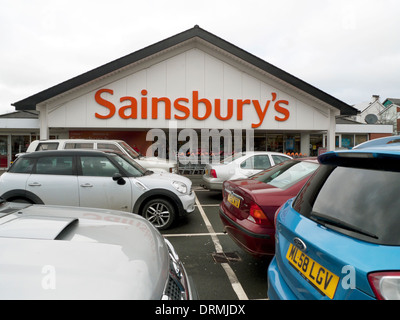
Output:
201,151,292,191
0,199,196,299
0,150,195,230
24,139,178,173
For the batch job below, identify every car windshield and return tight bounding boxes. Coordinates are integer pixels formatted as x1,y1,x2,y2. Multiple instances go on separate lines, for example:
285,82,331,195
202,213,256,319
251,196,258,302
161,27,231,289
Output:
294,165,400,245
251,160,319,189
109,153,147,176
118,141,140,159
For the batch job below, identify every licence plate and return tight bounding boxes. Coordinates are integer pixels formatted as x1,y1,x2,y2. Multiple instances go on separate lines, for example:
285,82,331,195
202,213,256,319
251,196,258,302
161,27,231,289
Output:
227,193,240,208
286,243,339,299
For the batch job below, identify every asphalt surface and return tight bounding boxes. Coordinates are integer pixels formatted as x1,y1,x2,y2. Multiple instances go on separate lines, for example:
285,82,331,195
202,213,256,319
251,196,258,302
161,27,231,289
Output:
160,174,271,300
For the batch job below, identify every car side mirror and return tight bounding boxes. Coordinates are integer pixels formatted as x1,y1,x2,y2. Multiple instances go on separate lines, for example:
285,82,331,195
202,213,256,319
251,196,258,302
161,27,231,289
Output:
112,173,126,185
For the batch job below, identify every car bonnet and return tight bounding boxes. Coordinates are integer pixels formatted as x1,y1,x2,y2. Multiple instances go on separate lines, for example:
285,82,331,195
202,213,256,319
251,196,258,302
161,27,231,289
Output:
137,171,192,187
0,205,169,299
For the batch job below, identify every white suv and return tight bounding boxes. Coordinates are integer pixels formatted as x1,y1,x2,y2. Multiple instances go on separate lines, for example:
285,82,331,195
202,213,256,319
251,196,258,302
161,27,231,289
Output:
24,139,178,173
0,149,195,230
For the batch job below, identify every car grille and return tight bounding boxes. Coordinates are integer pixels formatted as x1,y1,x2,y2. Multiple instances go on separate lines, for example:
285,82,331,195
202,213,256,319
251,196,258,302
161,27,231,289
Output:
165,273,185,300
162,239,189,300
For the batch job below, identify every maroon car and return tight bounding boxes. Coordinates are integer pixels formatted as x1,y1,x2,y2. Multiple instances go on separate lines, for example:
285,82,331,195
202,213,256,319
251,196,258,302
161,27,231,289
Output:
219,158,319,257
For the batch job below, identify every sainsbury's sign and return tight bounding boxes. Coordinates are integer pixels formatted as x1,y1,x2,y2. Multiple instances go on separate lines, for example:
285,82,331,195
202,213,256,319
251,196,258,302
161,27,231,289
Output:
94,89,290,128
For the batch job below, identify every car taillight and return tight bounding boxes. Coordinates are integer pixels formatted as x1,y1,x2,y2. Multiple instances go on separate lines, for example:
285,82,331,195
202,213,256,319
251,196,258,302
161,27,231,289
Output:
248,203,271,226
368,272,400,300
210,169,217,178
169,167,176,173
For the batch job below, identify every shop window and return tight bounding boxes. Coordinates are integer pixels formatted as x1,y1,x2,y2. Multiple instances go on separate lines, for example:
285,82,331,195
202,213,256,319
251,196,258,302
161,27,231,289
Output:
267,134,283,152
355,135,368,146
0,136,7,168
254,136,267,151
341,134,354,149
284,135,300,153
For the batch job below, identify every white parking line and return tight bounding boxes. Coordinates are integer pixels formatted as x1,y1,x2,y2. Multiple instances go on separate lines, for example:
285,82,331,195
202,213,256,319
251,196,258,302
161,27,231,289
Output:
192,187,208,191
195,194,249,300
163,232,226,237
194,204,220,207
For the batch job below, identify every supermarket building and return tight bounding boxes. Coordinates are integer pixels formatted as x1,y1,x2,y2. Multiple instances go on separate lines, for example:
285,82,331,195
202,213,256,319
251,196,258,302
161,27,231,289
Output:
4,26,373,167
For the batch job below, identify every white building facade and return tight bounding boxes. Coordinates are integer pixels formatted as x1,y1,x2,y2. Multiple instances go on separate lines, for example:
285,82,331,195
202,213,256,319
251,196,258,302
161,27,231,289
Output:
9,26,361,167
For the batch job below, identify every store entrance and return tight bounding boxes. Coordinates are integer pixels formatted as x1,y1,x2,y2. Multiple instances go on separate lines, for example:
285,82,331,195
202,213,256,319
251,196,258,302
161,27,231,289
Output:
11,135,30,163
310,134,323,156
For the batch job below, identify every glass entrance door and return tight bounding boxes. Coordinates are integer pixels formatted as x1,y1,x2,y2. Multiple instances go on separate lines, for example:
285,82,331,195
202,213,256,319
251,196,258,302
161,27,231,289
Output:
11,135,30,163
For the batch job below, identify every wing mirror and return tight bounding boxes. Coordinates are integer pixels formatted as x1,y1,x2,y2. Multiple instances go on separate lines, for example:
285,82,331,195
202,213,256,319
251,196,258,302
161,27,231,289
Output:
112,173,126,185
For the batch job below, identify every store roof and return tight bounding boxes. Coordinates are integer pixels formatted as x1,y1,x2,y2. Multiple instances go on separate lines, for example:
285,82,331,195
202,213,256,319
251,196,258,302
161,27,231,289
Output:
12,25,357,116
0,110,39,118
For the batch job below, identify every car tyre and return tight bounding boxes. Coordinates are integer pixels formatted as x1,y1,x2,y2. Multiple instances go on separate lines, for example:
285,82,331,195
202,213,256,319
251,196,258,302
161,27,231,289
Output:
142,198,176,230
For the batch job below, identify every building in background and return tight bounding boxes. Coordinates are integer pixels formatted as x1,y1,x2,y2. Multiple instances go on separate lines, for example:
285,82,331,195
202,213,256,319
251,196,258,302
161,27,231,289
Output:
0,26,393,169
351,95,399,135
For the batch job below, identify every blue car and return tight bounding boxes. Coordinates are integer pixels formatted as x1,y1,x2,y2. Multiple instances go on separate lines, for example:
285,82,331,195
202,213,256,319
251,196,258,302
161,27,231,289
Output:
268,145,400,300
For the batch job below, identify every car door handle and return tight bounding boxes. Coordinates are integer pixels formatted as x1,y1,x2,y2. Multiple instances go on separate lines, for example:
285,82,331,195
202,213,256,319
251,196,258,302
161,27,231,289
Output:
80,183,93,187
28,182,41,187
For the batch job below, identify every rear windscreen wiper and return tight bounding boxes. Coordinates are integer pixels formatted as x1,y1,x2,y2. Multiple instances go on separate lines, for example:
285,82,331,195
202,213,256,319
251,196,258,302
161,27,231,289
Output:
311,211,378,240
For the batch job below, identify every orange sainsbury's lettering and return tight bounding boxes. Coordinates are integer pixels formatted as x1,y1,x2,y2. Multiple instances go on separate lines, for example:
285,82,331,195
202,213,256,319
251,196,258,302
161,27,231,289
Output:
151,97,171,119
174,98,190,120
274,100,290,121
95,89,115,119
251,100,271,128
119,96,137,119
237,99,251,120
215,99,234,121
93,89,290,126
192,91,212,120
141,90,148,119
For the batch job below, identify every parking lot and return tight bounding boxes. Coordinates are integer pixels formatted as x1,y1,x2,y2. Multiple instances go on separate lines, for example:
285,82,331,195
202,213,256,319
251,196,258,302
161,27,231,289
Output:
160,175,271,300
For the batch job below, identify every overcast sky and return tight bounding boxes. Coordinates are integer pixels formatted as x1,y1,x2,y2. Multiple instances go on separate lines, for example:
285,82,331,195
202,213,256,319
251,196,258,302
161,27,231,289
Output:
0,0,399,115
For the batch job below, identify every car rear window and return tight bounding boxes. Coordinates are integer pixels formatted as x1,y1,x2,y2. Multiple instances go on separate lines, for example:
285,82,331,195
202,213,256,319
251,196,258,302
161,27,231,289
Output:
293,165,400,245
36,143,59,151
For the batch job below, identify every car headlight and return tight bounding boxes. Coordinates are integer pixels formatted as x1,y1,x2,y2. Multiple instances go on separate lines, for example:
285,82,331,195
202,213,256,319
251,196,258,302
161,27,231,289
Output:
172,181,188,194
